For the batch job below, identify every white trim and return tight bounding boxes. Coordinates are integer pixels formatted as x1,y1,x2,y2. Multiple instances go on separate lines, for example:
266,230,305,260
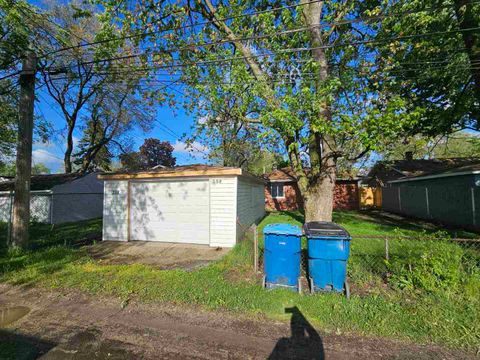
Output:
267,179,295,183
0,190,52,195
389,170,480,183
267,178,360,183
269,182,285,199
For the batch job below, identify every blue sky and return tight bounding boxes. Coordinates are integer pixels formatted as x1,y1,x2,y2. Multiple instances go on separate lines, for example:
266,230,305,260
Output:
28,0,208,173
33,86,208,173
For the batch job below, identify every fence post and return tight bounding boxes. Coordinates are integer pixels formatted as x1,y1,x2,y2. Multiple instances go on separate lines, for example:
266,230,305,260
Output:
385,237,389,261
471,187,476,227
397,187,402,212
6,191,13,247
253,224,258,273
425,187,430,219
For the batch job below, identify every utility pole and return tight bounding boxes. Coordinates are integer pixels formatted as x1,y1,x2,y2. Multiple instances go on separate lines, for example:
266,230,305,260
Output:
11,51,36,249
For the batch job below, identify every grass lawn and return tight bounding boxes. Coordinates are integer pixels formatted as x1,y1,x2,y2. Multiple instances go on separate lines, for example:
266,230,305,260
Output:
0,212,479,351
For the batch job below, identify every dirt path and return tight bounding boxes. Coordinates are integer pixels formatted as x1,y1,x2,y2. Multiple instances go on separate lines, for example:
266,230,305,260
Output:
0,284,475,360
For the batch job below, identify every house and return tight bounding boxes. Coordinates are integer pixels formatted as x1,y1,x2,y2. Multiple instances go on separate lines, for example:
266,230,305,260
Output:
383,163,480,230
263,168,361,211
0,172,103,224
99,165,265,247
364,152,480,187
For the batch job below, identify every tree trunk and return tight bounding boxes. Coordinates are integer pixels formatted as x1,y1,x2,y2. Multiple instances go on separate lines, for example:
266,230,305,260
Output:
64,125,74,173
12,51,36,249
299,0,337,222
303,172,336,222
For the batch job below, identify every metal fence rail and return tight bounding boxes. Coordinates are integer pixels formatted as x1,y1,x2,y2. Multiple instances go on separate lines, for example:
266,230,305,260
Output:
251,229,480,284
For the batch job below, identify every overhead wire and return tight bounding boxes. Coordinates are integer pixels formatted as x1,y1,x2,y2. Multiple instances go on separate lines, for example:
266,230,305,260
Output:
44,25,480,76
44,0,480,57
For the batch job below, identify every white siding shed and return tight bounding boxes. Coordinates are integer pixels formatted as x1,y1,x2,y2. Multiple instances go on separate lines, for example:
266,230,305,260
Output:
99,166,265,248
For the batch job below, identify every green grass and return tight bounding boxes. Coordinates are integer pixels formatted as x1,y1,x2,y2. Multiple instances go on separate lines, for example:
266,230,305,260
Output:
0,218,102,252
0,212,479,351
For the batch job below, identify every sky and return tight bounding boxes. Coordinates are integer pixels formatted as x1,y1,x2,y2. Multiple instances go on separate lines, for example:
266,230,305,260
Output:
33,86,209,173
27,0,209,174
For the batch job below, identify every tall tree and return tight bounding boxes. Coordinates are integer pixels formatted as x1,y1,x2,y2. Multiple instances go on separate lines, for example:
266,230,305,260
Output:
139,138,176,168
105,1,419,221
36,2,158,173
120,139,176,171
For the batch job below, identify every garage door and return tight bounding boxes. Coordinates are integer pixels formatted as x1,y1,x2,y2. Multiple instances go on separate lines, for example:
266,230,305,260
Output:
130,180,210,244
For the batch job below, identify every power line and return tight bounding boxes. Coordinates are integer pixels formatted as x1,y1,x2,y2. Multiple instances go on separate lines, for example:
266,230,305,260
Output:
45,25,480,75
43,58,480,86
44,0,480,57
44,0,327,56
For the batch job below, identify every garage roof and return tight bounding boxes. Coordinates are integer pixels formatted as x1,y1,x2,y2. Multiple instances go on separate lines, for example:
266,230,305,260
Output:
389,163,480,183
0,173,82,191
98,164,264,183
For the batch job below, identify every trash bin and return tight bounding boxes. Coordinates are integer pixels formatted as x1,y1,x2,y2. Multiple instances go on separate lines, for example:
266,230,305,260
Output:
304,222,351,297
263,224,302,292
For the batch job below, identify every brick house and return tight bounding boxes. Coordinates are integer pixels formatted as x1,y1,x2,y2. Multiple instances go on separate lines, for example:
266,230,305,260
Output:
263,168,361,211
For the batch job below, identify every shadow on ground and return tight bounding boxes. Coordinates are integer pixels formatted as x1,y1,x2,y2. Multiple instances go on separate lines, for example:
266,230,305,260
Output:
40,328,136,360
269,306,324,360
0,330,57,360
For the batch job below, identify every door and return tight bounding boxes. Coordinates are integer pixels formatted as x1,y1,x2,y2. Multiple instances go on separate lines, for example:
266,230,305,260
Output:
130,180,210,244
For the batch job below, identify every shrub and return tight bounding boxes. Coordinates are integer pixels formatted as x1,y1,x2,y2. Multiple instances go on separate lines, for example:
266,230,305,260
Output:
387,235,465,293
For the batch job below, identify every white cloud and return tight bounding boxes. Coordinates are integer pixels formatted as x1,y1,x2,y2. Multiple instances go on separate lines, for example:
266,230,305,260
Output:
173,140,209,155
33,141,56,149
32,148,63,173
172,141,209,163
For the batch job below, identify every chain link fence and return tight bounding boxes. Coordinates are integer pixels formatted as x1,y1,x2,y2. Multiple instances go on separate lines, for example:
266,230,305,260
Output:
0,191,52,248
252,227,480,293
0,191,103,249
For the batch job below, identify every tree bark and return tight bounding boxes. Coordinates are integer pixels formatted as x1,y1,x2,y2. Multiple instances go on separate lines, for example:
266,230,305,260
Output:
302,174,336,222
64,124,74,173
12,51,36,249
301,0,337,222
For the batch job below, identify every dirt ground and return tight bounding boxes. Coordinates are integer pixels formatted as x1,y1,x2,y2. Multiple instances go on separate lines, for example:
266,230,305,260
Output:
0,285,477,360
87,241,230,270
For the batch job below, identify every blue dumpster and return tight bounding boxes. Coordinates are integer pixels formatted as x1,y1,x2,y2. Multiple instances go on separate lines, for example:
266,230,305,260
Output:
263,224,302,292
304,222,351,296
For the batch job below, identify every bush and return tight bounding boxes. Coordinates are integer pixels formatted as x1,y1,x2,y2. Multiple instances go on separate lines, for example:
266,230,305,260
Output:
387,235,466,293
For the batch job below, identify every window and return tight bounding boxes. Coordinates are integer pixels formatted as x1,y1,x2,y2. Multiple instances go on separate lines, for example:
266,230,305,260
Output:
270,182,284,198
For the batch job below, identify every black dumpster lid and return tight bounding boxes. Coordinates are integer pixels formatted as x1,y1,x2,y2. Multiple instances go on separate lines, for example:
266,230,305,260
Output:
303,222,350,238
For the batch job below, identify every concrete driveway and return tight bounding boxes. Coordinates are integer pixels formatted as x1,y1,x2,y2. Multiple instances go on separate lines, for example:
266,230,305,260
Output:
87,241,230,270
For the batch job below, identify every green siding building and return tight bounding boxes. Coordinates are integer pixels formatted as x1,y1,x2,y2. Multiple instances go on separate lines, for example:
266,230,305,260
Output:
383,165,480,230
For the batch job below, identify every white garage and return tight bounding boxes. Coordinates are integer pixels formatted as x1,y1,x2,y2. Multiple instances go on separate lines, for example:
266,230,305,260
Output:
99,165,265,247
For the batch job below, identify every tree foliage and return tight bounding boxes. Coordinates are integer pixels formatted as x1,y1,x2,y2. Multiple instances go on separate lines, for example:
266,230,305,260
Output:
102,0,423,220
120,138,176,171
381,132,480,160
31,163,51,175
139,138,176,168
374,0,480,134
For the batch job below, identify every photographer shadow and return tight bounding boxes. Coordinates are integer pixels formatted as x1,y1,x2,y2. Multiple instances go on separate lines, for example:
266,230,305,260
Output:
268,306,325,360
